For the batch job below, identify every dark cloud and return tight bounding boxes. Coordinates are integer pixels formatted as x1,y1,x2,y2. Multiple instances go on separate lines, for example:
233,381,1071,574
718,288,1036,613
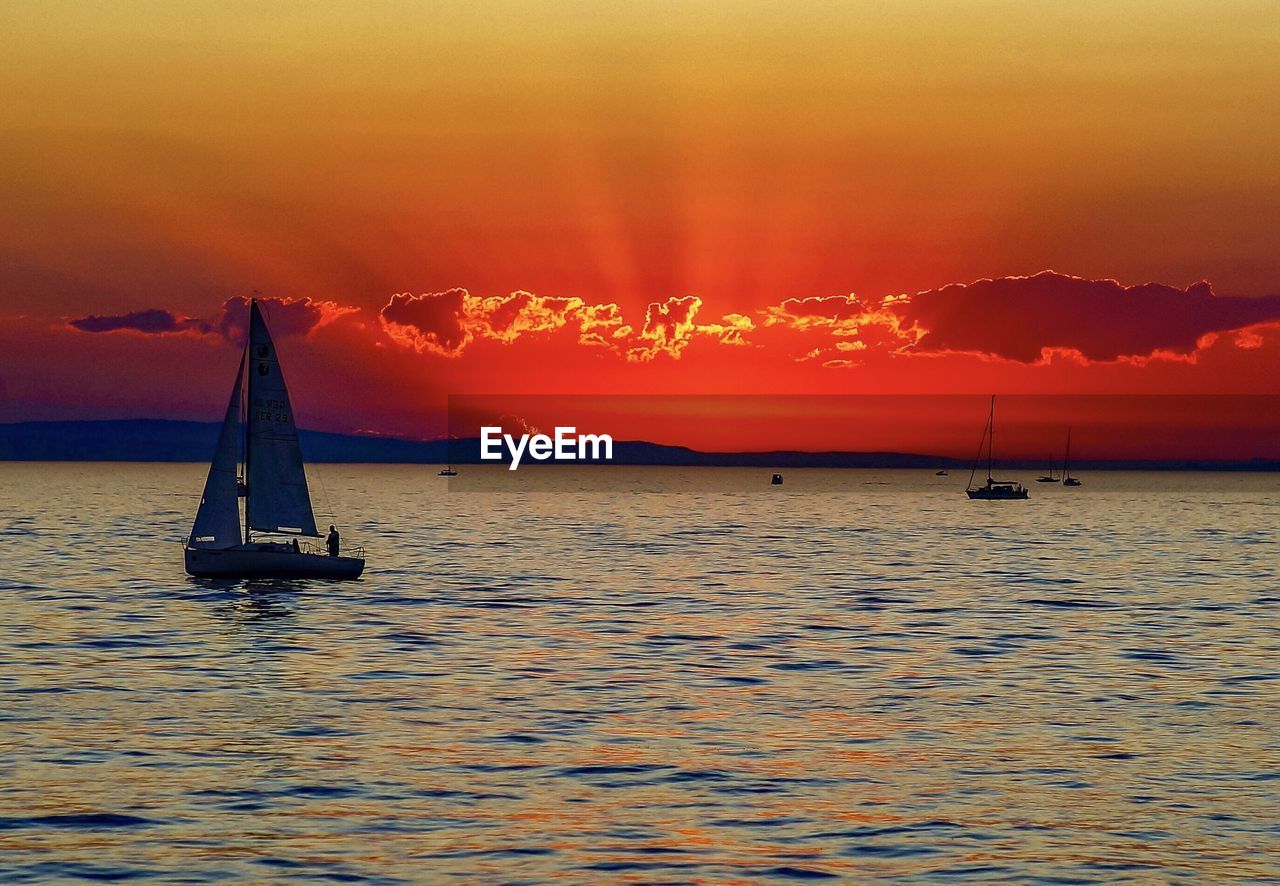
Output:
69,297,355,343
75,272,1278,370
214,296,354,343
897,272,1280,363
380,289,471,355
69,308,200,335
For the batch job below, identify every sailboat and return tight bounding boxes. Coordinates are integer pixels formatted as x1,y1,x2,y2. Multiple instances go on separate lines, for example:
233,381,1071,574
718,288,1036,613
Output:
966,395,1029,500
184,300,366,579
1036,455,1058,483
1062,428,1082,487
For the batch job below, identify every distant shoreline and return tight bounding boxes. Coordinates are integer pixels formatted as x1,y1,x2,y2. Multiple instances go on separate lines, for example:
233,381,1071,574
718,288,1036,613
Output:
1,420,1276,472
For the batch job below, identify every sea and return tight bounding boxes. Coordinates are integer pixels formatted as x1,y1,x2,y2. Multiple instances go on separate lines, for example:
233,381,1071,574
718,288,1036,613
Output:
1,463,1277,883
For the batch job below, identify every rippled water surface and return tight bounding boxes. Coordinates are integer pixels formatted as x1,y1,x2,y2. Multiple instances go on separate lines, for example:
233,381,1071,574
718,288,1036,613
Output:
1,463,1278,883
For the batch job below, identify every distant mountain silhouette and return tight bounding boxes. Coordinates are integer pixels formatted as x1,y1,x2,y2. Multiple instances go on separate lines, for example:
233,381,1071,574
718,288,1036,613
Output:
0,420,1276,470
0,420,447,463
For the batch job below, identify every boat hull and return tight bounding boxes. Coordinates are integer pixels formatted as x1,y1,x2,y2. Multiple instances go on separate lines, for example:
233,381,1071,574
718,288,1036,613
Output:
967,487,1029,500
185,545,365,579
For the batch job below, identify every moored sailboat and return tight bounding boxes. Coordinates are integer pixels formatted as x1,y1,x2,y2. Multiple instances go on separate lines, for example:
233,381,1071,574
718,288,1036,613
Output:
1036,455,1058,483
184,300,365,579
966,395,1029,500
1062,428,1082,487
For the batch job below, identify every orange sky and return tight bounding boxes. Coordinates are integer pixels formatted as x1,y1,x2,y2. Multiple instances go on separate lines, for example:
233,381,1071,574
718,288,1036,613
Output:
1,1,1278,454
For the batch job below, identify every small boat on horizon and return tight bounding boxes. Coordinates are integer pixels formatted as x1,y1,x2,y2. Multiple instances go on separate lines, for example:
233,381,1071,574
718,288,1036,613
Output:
966,395,1028,500
438,466,458,477
184,299,365,579
935,469,949,476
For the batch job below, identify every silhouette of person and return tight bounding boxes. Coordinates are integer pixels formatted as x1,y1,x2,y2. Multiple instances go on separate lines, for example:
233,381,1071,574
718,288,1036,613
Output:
291,538,300,553
326,525,340,557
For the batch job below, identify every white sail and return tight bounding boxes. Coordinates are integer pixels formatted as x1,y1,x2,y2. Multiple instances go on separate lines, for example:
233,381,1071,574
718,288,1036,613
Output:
245,301,319,536
189,354,245,548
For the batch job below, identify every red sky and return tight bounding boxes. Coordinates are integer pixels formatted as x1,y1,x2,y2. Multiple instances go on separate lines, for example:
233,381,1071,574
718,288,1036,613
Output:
2,2,1278,458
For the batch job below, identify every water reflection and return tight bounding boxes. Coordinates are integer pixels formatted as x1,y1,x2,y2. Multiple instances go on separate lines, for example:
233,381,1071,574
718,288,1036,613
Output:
0,464,1277,882
229,587,297,623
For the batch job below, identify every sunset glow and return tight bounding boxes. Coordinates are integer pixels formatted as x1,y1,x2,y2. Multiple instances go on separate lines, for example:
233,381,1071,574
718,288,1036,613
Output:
3,1,1278,455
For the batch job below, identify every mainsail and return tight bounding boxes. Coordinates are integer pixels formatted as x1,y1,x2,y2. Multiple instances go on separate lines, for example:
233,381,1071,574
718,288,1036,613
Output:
189,354,245,548
245,301,319,536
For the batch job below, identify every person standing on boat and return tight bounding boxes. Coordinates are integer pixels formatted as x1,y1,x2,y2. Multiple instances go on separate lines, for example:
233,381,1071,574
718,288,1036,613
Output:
326,525,340,557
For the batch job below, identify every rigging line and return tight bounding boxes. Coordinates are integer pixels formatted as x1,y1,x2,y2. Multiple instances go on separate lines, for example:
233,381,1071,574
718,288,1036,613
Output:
967,413,987,491
308,454,337,522
987,395,994,481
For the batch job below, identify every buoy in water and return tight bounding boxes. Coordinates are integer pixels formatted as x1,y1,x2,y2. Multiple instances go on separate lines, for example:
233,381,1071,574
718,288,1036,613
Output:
771,473,783,485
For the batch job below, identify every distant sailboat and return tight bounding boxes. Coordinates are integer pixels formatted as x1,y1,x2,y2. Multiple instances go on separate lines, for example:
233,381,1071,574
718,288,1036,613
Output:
1036,454,1058,483
1062,428,1082,487
184,300,365,579
966,396,1029,500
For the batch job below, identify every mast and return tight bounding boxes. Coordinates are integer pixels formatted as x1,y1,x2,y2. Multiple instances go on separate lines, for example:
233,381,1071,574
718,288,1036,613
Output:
987,395,995,481
1064,427,1072,479
242,300,253,544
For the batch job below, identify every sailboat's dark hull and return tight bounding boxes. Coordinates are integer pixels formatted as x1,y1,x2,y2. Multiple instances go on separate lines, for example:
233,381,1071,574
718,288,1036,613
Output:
967,486,1029,500
185,545,364,579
